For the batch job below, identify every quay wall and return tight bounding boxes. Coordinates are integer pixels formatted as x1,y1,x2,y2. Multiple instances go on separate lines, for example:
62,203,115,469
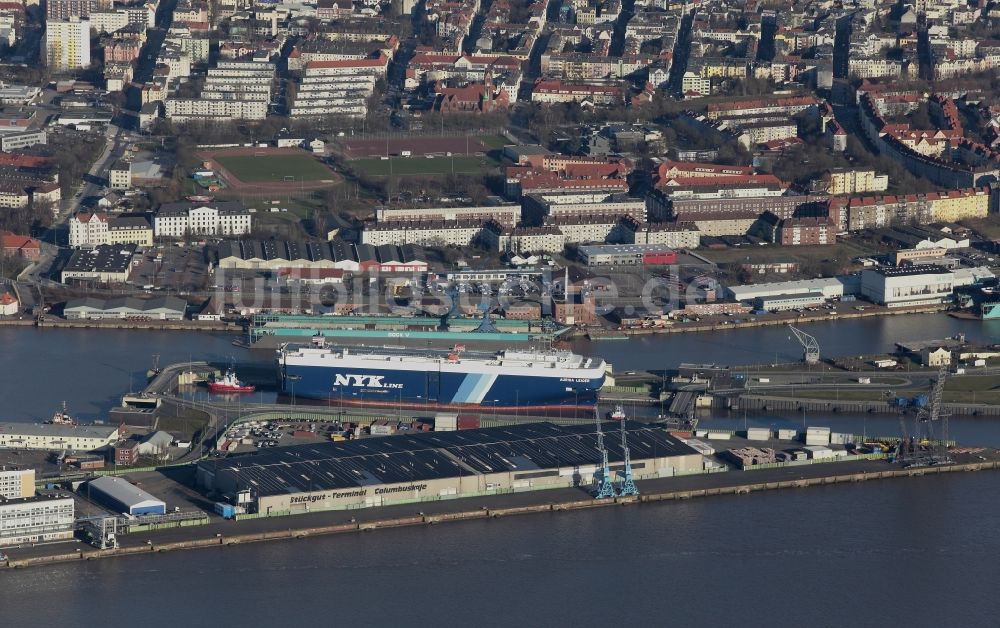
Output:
4,460,997,571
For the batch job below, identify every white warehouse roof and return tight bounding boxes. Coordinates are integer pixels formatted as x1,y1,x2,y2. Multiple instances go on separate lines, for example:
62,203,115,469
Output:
727,276,856,301
88,476,165,511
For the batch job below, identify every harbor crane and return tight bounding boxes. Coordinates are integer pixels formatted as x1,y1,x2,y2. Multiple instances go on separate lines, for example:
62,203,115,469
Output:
594,409,617,499
788,325,820,364
617,419,639,497
896,364,951,466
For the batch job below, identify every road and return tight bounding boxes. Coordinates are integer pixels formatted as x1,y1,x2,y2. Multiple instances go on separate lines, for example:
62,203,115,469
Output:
34,0,179,253
665,8,696,97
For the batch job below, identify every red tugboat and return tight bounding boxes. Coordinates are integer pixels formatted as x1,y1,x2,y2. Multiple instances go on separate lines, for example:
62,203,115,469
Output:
207,368,256,393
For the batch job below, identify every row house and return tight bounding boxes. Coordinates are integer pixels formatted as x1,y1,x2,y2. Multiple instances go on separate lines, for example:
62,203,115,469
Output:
530,79,624,105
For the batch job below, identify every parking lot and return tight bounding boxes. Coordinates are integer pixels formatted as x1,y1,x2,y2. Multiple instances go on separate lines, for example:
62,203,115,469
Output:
129,245,211,294
219,416,430,454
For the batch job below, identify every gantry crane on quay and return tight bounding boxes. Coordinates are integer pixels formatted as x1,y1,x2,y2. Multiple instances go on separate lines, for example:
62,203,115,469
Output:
896,364,952,467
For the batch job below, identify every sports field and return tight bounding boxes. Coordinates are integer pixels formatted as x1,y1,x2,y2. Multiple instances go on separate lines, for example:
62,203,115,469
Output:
340,134,507,158
352,155,497,177
215,154,335,182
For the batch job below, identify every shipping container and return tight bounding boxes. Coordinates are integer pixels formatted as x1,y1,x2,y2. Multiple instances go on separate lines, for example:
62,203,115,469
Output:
435,413,458,432
706,431,730,440
777,429,797,440
830,432,852,445
803,446,833,460
682,438,715,455
214,502,236,519
746,427,770,441
456,415,480,430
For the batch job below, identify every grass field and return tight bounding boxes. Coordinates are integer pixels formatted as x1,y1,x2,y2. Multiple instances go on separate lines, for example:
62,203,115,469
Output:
217,154,335,182
351,154,498,177
479,134,510,149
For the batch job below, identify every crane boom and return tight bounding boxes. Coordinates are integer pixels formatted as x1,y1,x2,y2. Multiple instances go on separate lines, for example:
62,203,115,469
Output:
788,325,820,364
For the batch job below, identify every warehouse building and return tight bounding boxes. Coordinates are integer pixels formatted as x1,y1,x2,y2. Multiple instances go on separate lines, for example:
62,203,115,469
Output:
860,265,955,307
577,244,677,267
63,296,187,320
755,293,827,312
217,240,427,274
0,493,75,547
87,476,167,516
197,422,703,515
0,422,122,451
60,243,138,284
727,276,858,302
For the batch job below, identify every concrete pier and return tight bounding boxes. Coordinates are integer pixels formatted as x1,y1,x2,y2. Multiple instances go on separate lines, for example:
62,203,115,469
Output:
4,458,996,571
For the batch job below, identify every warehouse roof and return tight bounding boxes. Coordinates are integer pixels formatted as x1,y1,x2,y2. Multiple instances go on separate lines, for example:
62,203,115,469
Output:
419,421,697,473
871,264,951,277
64,296,186,314
88,476,166,510
0,422,119,439
63,244,137,274
578,244,675,256
207,422,697,496
211,440,467,495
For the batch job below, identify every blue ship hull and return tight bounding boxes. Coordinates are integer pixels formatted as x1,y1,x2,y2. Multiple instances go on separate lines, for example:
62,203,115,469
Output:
281,364,604,408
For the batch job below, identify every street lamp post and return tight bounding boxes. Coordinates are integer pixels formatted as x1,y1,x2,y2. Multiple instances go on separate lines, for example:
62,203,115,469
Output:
287,374,301,408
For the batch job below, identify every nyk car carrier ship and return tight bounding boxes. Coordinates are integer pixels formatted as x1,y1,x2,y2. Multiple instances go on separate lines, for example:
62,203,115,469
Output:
277,344,607,410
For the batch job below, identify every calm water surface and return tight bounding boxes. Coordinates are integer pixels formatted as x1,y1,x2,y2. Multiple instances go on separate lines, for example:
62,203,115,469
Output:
2,318,1000,627
2,473,998,628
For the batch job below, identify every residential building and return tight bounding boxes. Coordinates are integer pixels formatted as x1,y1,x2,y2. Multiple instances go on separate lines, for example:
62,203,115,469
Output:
153,201,252,238
44,17,90,71
632,222,701,249
0,422,122,450
0,183,29,209
776,217,835,246
375,204,521,227
500,226,566,254
1,231,41,260
109,160,131,190
361,219,494,249
69,211,109,247
530,79,624,105
0,494,75,547
114,440,139,465
0,130,47,152
826,168,889,195
107,215,153,246
0,468,33,499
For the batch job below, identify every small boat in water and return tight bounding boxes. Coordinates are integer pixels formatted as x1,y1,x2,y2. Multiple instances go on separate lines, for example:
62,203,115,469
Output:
207,368,255,393
48,402,75,425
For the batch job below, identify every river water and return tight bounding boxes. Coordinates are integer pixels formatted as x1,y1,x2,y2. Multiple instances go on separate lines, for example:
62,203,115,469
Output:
3,315,1000,626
